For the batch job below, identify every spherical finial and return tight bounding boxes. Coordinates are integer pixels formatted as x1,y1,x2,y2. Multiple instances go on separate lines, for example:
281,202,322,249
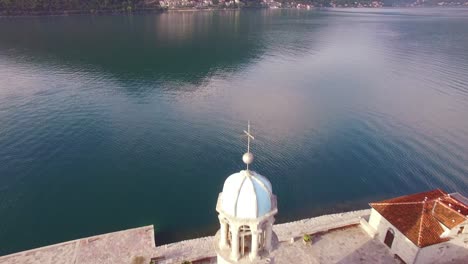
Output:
243,152,254,165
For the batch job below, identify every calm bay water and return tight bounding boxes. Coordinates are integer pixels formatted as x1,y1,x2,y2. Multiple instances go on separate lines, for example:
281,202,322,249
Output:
1,8,468,255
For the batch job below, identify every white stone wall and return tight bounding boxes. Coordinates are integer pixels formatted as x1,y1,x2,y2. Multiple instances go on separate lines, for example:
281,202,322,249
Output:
360,218,377,238
459,221,468,234
447,221,468,237
368,209,420,264
414,221,468,264
415,239,468,264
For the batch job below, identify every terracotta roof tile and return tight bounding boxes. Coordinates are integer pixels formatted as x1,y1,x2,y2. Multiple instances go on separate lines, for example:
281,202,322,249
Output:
433,202,466,229
439,195,468,216
370,189,468,248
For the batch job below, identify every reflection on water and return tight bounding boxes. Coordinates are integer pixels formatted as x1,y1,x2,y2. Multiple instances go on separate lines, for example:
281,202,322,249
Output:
0,10,269,87
0,8,468,255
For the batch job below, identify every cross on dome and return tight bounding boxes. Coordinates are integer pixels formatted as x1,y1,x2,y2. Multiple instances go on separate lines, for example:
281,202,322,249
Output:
242,121,255,171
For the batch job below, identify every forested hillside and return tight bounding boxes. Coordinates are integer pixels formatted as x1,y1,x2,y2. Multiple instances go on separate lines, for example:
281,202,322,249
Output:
0,0,161,15
1,0,467,16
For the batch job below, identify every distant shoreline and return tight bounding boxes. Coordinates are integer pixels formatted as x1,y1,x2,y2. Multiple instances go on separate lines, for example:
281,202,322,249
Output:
0,8,165,18
1,5,467,18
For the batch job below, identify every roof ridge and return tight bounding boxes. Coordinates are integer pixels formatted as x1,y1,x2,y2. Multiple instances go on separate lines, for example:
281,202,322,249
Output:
372,189,446,204
249,176,259,218
445,194,468,208
371,201,425,206
251,174,272,196
417,201,426,247
448,193,468,206
233,175,248,216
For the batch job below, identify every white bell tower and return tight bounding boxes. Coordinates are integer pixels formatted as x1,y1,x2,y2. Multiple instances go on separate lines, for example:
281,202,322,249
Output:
214,122,278,263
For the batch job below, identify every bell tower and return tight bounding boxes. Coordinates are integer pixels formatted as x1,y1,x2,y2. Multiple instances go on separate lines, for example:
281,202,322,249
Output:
214,122,278,263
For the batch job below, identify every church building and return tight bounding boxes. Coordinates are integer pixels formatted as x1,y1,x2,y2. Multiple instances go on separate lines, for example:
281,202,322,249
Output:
367,189,468,264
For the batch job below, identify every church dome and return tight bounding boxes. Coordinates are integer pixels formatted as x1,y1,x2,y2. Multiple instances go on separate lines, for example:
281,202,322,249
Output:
220,170,273,219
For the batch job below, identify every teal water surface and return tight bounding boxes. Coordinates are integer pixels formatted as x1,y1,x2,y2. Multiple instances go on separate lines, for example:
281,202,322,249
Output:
1,8,468,255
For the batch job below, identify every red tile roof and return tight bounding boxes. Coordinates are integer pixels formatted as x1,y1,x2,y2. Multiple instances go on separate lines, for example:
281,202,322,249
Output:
370,189,468,248
433,201,466,229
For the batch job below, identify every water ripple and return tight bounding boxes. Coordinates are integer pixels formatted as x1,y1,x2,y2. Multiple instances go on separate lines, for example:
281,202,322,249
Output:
1,9,468,255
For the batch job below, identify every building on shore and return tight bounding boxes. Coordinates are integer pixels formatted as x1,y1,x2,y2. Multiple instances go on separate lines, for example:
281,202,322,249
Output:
365,189,468,264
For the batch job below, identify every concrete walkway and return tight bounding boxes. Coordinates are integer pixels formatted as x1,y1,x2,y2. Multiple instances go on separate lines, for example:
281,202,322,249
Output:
0,209,398,264
150,209,397,264
270,225,396,264
0,226,155,264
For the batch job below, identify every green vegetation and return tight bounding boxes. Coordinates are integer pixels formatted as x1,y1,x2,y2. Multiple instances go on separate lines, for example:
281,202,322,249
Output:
0,0,162,15
303,234,312,243
2,0,467,15
181,261,192,264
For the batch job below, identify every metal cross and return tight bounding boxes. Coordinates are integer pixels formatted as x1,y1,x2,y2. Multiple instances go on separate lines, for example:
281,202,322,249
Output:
244,121,254,154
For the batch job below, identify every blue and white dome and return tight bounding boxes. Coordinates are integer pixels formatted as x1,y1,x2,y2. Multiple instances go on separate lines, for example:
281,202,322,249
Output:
220,170,273,219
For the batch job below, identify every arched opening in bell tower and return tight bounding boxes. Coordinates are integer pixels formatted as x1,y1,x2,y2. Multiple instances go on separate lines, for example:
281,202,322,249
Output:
226,223,231,247
239,225,252,257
